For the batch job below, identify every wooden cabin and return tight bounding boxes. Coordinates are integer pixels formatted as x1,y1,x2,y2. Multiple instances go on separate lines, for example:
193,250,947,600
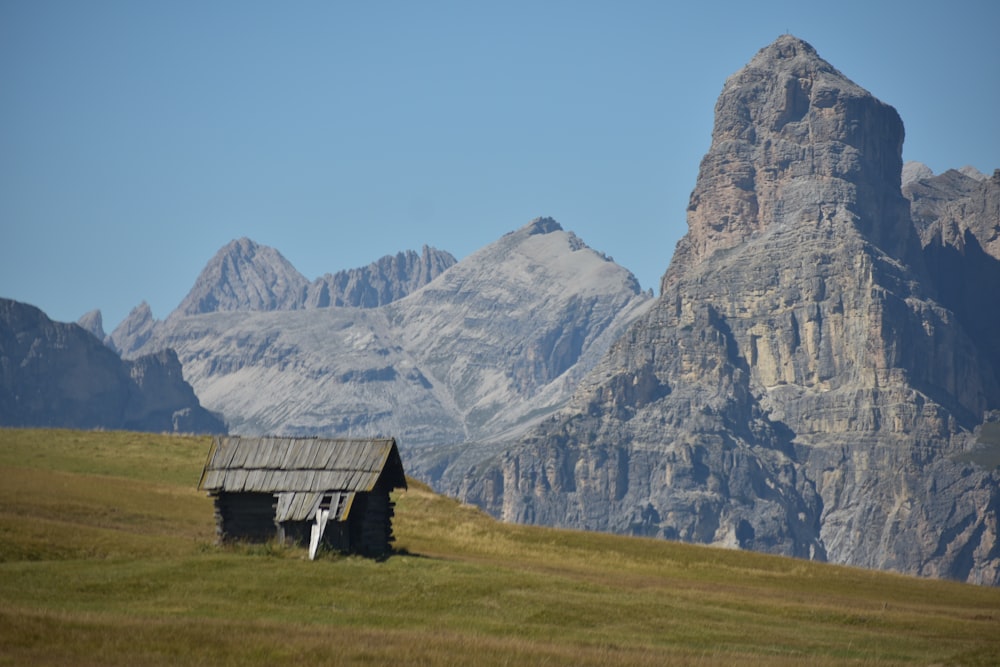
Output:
197,435,407,558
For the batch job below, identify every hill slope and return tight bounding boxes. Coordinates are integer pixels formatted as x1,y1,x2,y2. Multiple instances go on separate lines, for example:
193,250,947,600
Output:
1,427,999,666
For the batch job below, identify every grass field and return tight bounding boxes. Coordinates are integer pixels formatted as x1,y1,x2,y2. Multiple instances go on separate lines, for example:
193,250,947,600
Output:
1,428,998,665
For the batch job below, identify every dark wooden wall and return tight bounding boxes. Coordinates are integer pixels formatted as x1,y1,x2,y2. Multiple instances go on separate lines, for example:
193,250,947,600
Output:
213,492,277,543
350,484,396,557
213,487,397,557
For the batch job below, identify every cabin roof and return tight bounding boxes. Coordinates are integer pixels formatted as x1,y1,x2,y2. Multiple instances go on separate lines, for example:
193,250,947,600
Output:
198,436,407,503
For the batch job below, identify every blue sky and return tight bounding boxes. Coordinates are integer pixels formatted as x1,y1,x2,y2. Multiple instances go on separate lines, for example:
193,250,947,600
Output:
2,1,998,329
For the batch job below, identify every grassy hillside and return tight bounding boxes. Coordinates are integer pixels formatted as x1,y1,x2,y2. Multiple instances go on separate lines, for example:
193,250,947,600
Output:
1,428,998,666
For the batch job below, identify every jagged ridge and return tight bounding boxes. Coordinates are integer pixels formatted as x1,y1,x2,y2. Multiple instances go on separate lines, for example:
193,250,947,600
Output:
121,218,653,463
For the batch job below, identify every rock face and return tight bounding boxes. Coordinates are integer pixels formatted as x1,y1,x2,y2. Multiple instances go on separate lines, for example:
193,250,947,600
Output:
452,36,1000,584
668,35,922,281
0,298,224,433
906,168,1000,259
391,218,652,461
124,348,226,433
176,238,311,316
901,161,934,187
76,309,105,342
124,218,653,465
108,301,159,357
905,168,1000,411
304,246,457,308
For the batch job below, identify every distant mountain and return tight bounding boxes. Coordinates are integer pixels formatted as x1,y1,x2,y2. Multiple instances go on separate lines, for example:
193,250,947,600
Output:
304,246,457,308
901,161,934,187
905,167,1000,259
176,238,457,316
904,167,1000,397
108,241,457,355
108,301,158,358
449,36,1000,585
959,165,989,182
0,298,224,433
123,218,653,462
176,238,311,316
76,309,106,341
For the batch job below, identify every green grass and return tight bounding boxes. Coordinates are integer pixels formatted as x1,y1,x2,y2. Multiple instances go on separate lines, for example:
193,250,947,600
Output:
2,428,999,665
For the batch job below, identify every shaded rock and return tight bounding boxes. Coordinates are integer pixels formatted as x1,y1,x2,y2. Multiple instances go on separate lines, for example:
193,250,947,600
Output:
0,298,224,433
124,348,226,433
905,167,1000,411
304,246,456,308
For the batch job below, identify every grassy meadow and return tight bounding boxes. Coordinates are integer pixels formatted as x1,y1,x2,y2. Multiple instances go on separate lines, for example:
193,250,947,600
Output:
1,428,998,666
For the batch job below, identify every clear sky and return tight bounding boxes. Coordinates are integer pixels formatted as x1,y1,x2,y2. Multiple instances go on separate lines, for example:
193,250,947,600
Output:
2,1,998,329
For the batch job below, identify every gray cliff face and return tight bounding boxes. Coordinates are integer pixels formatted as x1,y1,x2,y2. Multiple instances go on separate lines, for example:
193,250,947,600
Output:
0,298,224,433
304,246,457,308
125,218,653,466
453,36,1000,584
457,302,826,560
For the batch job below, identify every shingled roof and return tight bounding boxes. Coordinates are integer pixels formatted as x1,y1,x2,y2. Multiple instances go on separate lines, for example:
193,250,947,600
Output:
198,435,407,523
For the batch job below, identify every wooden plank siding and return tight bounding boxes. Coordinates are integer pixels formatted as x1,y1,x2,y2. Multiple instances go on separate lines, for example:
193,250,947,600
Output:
199,436,406,557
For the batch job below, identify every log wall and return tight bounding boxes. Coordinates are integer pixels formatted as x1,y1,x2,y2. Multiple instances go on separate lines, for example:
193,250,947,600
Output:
213,492,278,543
350,486,396,557
214,487,396,557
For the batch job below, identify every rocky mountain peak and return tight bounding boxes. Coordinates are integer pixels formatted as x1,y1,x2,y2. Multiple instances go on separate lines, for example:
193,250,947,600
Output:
902,161,934,187
524,216,563,235
668,34,917,291
107,301,157,357
76,309,105,341
176,237,309,316
745,34,837,72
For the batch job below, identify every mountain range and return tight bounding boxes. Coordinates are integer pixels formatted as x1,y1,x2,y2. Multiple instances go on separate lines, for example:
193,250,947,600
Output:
105,218,654,456
3,34,998,585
